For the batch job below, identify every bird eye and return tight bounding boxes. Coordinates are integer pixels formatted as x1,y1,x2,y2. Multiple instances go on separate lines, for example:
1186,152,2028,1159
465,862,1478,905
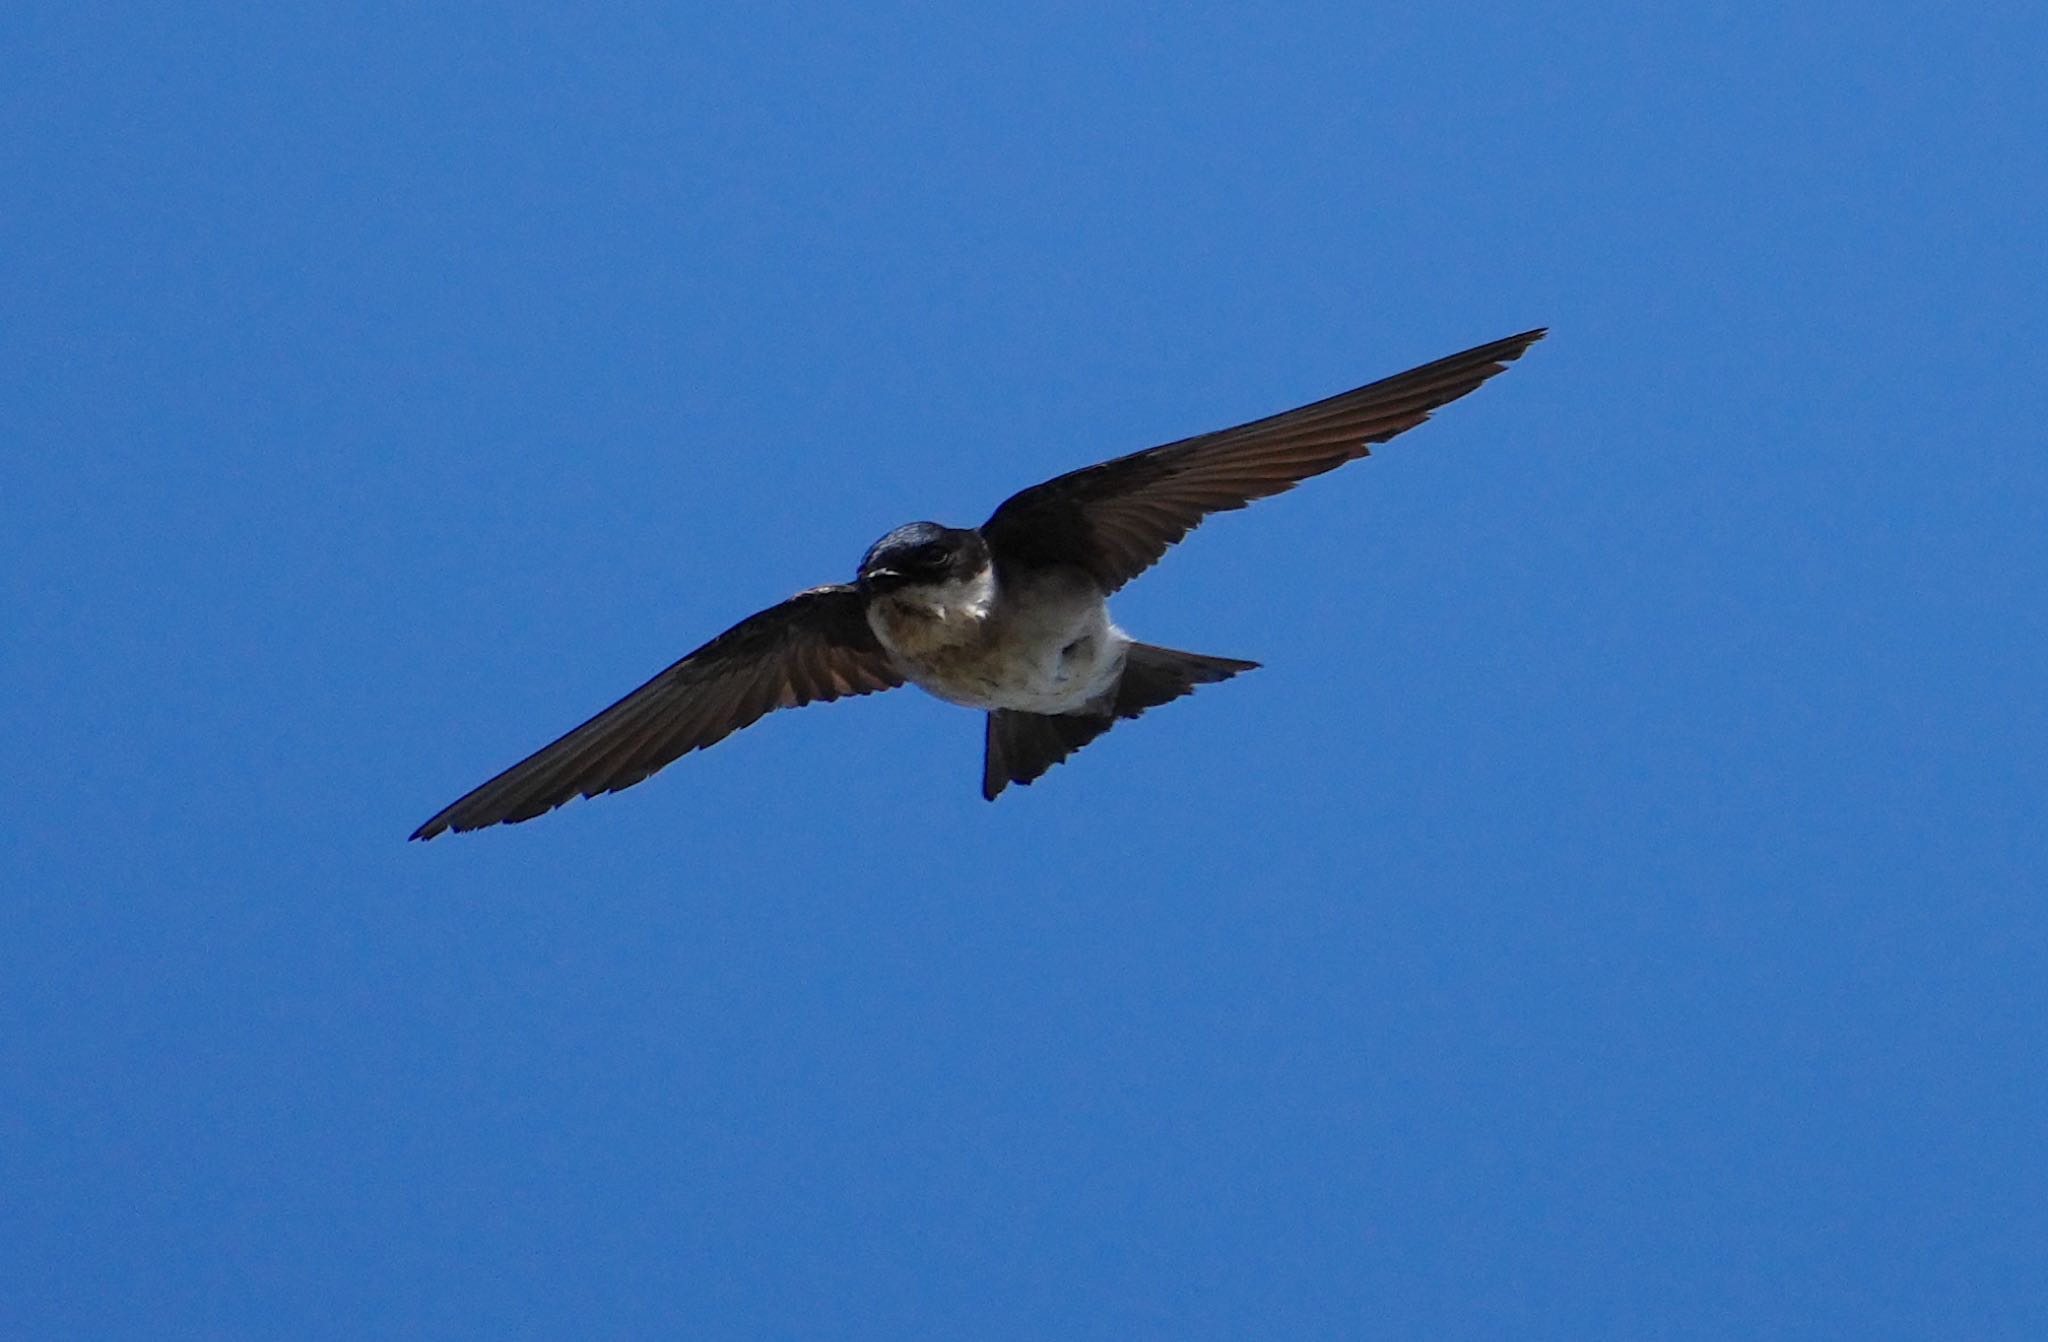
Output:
914,544,948,567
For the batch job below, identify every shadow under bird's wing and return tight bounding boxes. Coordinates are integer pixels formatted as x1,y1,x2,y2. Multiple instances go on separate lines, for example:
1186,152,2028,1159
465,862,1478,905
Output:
410,585,902,839
980,328,1546,590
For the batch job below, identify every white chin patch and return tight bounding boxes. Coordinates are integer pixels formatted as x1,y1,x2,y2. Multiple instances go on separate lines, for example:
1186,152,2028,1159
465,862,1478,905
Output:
906,568,996,622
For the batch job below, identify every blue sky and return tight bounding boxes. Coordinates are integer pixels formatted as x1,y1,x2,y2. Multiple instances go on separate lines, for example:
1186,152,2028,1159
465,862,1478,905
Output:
5,2,2045,1337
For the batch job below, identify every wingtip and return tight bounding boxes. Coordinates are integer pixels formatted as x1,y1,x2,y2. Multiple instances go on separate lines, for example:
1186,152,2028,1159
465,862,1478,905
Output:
1455,326,1546,378
409,807,464,841
1477,327,1546,357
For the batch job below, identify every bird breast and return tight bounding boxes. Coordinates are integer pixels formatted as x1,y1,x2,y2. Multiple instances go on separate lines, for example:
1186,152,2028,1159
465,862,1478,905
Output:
868,565,1127,714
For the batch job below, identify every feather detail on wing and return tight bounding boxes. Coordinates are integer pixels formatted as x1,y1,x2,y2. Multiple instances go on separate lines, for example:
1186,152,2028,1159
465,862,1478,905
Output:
982,329,1545,590
410,585,900,839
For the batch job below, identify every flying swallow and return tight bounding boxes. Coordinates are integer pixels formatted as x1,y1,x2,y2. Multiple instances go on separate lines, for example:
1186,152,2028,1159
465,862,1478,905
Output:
410,328,1545,839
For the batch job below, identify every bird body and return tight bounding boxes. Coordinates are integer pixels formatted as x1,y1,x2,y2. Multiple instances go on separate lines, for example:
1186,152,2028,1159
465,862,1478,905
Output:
411,328,1545,839
865,544,1125,716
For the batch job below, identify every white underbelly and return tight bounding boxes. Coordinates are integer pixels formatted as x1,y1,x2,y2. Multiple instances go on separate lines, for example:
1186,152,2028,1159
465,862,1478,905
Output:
910,625,1127,713
870,568,1128,714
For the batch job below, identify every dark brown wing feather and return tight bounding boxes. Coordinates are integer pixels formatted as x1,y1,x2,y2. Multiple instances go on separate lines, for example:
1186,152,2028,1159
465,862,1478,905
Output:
410,585,901,839
982,329,1545,590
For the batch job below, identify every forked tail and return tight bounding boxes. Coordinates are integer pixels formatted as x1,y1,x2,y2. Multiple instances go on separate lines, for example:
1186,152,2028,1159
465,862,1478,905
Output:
981,642,1259,799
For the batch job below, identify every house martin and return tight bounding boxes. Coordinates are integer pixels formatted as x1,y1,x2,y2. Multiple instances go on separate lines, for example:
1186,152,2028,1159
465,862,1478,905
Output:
410,328,1544,838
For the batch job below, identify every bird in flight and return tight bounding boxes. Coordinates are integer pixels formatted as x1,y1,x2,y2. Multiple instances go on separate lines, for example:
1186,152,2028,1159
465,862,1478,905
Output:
410,328,1545,839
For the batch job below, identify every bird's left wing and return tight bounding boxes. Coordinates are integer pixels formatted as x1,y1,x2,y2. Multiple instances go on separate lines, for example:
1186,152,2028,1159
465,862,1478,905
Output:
981,329,1545,591
410,585,901,839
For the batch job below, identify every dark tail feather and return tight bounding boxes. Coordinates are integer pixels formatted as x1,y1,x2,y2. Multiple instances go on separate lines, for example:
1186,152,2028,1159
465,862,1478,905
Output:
980,643,1259,800
982,709,1116,800
1113,642,1259,719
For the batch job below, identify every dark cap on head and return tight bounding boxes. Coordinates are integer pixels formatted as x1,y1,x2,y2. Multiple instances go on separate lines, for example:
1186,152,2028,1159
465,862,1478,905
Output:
858,523,989,590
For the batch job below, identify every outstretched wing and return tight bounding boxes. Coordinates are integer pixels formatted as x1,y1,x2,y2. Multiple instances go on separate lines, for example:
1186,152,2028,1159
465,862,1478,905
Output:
410,585,901,839
981,329,1545,591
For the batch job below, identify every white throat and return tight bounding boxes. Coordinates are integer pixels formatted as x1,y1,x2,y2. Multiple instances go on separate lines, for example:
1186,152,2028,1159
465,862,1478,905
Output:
867,563,1129,714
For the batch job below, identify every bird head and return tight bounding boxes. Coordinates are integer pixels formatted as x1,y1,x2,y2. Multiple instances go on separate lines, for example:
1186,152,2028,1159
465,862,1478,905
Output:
857,523,990,594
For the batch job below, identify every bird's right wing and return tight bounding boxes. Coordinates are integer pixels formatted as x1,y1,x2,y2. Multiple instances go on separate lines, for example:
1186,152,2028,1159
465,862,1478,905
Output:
411,585,902,839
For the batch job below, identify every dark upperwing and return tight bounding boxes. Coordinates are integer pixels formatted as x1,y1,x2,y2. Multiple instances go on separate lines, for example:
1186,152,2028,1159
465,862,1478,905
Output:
411,585,901,839
980,329,1546,590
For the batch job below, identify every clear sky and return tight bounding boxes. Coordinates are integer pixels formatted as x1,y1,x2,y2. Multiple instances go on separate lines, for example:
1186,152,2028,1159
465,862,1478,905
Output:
6,3,2045,1338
